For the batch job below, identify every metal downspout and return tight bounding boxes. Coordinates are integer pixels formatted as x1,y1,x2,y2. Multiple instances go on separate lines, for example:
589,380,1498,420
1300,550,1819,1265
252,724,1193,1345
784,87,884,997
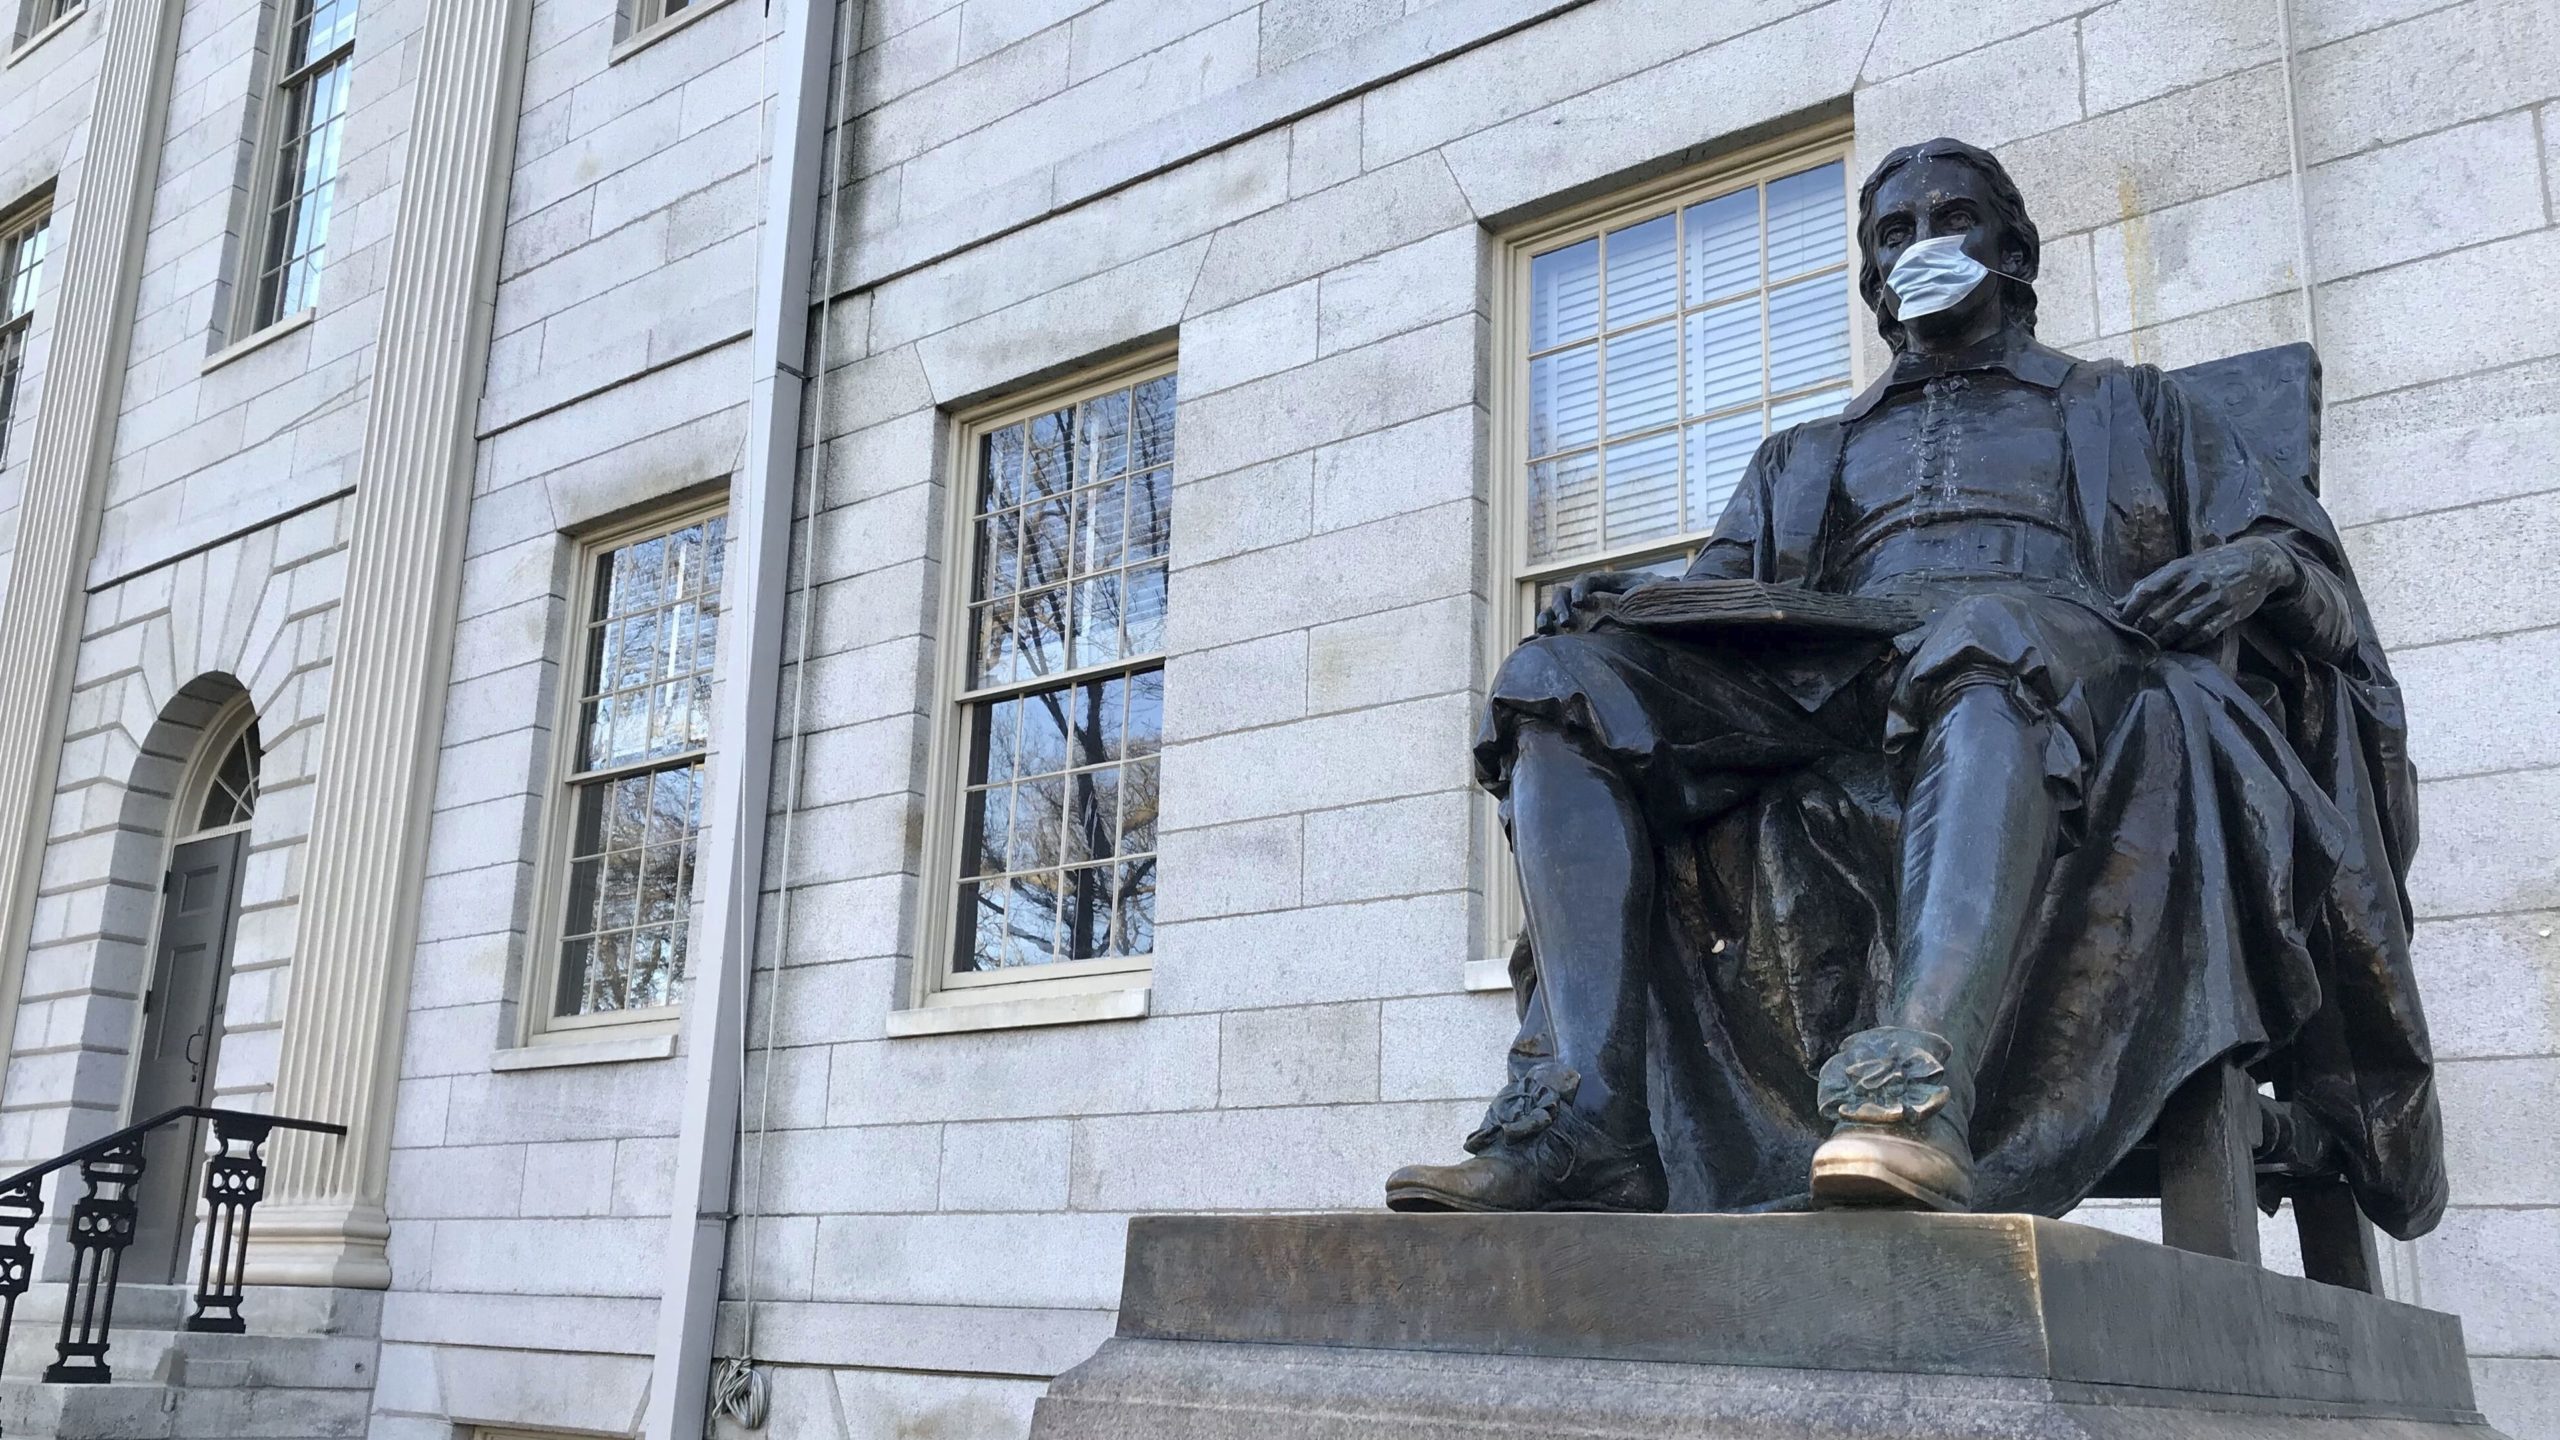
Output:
646,0,843,1434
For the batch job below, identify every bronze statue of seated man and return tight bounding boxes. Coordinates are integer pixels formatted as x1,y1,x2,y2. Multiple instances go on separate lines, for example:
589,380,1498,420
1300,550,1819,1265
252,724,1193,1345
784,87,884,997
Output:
1388,139,2446,1238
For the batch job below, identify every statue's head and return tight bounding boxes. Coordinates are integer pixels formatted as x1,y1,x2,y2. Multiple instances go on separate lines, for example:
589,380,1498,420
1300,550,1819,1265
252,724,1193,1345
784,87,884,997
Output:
1856,138,2041,352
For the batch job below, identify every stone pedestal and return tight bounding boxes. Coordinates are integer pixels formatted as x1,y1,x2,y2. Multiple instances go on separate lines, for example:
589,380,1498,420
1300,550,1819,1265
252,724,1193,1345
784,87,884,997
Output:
1029,1212,2510,1439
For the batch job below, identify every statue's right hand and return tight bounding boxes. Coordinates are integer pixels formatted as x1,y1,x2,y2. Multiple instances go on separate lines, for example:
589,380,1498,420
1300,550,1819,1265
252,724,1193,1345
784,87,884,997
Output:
1536,570,1651,635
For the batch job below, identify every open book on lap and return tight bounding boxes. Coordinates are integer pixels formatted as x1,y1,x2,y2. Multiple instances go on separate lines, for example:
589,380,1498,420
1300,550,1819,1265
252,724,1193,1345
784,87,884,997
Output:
1595,578,1922,641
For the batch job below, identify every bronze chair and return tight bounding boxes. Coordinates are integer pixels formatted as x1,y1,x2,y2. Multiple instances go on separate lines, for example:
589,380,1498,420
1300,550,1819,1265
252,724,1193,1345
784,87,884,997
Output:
2084,342,2382,1295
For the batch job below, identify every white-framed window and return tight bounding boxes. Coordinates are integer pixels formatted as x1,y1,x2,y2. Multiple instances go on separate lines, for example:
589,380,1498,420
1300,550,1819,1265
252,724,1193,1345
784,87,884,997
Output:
530,504,728,1031
624,0,698,38
13,0,80,46
240,0,357,335
1482,129,1862,959
912,353,1175,1012
0,201,50,470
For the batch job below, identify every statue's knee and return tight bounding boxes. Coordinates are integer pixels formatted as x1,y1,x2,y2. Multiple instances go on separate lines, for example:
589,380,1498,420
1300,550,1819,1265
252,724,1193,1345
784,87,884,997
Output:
1904,667,2043,735
1929,593,2030,645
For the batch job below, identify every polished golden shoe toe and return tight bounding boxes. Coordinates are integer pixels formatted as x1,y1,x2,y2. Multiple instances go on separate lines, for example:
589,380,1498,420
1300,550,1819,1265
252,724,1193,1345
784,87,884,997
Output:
1809,1124,1975,1212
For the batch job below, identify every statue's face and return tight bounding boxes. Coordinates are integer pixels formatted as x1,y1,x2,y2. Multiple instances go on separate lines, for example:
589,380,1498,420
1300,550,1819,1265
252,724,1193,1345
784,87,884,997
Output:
1865,157,2015,339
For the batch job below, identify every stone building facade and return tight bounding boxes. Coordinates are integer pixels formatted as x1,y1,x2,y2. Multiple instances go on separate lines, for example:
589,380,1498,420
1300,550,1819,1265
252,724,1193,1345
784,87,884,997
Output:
0,0,2549,1438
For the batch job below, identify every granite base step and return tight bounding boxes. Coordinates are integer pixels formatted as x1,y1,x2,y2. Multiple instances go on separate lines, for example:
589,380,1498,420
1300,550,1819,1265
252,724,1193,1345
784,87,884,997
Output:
1030,1212,2511,1440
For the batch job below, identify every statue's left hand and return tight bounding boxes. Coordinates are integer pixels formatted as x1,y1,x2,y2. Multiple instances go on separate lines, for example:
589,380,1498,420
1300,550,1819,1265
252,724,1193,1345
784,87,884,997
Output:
2120,539,2297,650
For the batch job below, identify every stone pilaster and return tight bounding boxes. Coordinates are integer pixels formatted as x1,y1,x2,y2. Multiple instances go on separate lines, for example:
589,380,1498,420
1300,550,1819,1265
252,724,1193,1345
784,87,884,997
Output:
248,0,534,1288
0,0,187,1120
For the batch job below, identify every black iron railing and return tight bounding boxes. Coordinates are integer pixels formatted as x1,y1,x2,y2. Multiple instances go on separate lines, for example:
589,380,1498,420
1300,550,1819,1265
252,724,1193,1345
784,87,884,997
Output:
0,1106,344,1383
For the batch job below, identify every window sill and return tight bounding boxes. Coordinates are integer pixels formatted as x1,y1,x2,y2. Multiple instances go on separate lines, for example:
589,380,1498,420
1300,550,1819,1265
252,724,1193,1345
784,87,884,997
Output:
1462,957,1512,993
887,985,1149,1038
201,308,314,375
491,1028,677,1071
6,7,85,69
609,0,739,64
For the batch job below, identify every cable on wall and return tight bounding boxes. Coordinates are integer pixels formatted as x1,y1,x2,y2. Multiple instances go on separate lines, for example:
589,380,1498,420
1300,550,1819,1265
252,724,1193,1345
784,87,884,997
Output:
2271,0,2319,349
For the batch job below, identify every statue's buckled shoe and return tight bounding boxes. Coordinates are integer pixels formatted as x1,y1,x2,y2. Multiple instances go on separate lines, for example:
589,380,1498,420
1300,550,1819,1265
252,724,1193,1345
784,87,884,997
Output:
1384,1142,1667,1214
1386,1064,1668,1214
1808,1026,1978,1212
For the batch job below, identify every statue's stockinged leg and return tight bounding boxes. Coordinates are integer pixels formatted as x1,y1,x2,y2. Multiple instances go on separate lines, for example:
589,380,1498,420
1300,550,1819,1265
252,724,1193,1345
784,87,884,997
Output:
1813,681,2063,1211
1386,720,1668,1213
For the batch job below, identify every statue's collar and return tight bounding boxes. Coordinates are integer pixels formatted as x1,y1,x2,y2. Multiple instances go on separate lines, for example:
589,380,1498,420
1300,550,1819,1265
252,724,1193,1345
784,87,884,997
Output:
1841,332,2077,421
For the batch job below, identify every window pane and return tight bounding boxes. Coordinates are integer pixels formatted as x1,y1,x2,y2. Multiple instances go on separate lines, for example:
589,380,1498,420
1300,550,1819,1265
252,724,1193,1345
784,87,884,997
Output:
964,786,1009,879
977,507,1022,598
1021,496,1069,592
1685,188,1759,304
1603,321,1678,438
962,883,1006,970
1768,271,1850,394
1122,563,1167,657
1603,215,1676,327
1071,575,1123,668
1063,769,1120,865
1074,478,1128,574
1131,374,1177,469
1127,468,1169,562
1686,297,1762,416
1015,687,1071,778
1765,161,1847,279
1014,586,1069,679
1062,864,1115,960
1602,431,1680,549
1119,757,1159,857
980,697,1020,784
971,599,1017,688
1004,874,1060,967
1011,776,1064,873
1126,670,1163,760
1528,345,1599,456
1528,238,1599,350
1069,675,1124,769
1079,389,1129,482
1527,451,1600,565
981,425,1025,512
1026,408,1073,499
1770,385,1851,430
1686,411,1763,531
1112,858,1156,957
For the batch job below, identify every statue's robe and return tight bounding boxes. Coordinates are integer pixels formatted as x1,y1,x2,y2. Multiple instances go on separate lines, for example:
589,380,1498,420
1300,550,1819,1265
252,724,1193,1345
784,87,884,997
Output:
1480,340,2447,1238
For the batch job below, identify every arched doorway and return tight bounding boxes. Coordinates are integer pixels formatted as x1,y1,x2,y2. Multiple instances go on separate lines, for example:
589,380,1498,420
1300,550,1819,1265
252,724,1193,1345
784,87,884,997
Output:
129,698,260,1285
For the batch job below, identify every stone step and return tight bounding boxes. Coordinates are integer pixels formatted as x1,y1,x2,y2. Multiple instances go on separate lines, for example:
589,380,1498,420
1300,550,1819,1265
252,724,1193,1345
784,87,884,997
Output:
0,1377,178,1440
165,1381,371,1440
2,1322,183,1385
0,1284,379,1439
0,1372,373,1440
166,1332,377,1391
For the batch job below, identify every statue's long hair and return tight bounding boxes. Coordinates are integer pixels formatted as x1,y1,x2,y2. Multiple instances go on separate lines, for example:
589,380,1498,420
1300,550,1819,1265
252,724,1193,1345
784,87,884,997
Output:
1856,138,2041,353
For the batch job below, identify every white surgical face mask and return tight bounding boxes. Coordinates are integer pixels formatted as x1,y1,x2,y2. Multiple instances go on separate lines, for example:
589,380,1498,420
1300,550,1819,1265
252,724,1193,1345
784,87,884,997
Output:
1884,234,2017,322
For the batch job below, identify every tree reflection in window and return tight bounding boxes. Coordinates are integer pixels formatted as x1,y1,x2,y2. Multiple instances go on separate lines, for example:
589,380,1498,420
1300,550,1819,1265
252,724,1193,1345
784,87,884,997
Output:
956,372,1172,973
